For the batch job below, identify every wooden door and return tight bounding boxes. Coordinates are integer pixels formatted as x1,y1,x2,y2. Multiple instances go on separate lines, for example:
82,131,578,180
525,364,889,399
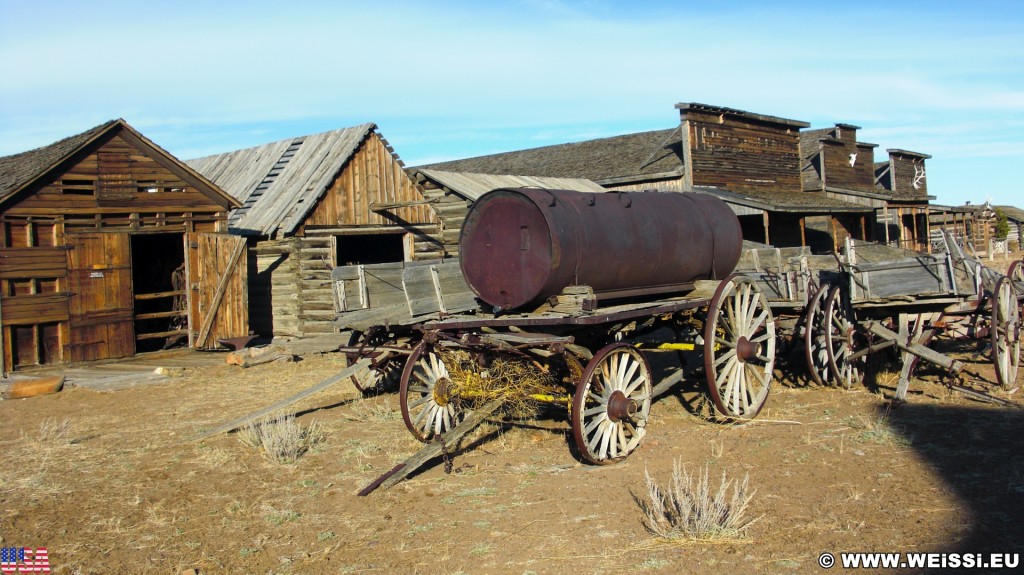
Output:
66,232,135,362
187,233,249,349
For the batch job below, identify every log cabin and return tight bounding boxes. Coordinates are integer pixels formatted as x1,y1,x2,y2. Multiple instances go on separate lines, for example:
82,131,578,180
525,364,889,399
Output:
0,119,246,372
187,124,443,338
422,102,874,252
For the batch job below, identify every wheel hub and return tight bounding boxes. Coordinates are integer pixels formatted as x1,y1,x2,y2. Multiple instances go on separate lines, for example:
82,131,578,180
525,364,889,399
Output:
736,336,761,362
606,390,638,422
433,377,452,406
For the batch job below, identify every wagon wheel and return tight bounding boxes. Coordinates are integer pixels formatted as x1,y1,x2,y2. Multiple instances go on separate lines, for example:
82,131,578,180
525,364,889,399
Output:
803,286,831,386
399,341,466,442
571,343,652,464
991,276,1021,390
823,286,864,389
343,328,404,394
1009,260,1024,306
704,275,776,419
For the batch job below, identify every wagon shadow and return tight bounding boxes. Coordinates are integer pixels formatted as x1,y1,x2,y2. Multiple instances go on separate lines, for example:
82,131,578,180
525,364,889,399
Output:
877,402,1024,570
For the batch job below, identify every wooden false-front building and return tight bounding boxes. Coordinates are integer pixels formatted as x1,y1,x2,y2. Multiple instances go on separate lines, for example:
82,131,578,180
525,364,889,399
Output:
187,124,443,338
0,119,246,371
875,149,933,251
423,102,873,252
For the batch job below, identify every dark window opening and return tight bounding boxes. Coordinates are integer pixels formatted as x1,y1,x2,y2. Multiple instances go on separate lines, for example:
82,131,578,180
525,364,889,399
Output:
335,233,405,266
61,179,95,195
130,233,187,353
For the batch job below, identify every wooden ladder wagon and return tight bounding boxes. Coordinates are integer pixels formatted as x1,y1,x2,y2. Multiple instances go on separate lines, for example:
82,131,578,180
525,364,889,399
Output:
810,233,1022,402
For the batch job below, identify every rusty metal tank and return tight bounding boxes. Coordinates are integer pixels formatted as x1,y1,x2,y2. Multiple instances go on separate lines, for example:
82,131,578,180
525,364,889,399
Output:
459,188,742,310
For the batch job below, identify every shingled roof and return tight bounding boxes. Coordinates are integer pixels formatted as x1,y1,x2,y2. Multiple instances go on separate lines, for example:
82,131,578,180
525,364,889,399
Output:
0,119,237,209
419,128,684,184
187,123,377,237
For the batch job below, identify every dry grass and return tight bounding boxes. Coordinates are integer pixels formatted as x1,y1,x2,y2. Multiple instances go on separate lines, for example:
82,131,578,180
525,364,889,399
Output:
33,416,73,445
237,415,326,464
639,459,759,541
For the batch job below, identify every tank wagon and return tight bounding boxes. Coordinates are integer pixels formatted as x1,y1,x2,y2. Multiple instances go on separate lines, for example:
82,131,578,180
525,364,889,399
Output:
335,188,777,464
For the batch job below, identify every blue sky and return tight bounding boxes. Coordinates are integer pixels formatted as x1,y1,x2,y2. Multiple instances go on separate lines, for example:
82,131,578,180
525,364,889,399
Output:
1,0,1022,207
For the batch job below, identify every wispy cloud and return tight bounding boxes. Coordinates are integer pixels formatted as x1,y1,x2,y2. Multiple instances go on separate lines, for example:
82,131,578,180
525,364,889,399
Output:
1,0,1022,206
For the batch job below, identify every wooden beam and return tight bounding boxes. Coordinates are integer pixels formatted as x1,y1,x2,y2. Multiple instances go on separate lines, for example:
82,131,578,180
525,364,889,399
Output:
360,398,505,495
369,198,439,212
195,239,247,347
191,358,372,442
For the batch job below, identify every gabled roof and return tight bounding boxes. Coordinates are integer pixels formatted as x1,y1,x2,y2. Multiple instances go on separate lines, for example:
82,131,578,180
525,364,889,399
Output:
419,128,683,185
187,123,377,237
414,169,607,201
0,119,238,210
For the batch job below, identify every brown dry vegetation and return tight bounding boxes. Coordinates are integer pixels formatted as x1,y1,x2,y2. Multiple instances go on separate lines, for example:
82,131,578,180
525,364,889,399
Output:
1,332,1023,574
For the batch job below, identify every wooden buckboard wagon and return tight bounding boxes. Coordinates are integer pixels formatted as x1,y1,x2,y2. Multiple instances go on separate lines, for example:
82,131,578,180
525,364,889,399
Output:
734,231,1022,403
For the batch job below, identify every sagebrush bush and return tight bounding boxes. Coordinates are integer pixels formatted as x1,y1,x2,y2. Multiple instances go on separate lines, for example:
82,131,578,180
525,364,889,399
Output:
639,459,759,540
238,415,326,464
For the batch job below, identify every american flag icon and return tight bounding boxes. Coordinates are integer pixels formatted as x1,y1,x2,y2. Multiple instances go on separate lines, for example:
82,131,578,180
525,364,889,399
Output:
0,548,49,573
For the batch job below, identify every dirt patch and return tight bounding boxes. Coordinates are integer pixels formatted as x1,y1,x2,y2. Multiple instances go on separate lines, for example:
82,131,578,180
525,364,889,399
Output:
1,336,1022,574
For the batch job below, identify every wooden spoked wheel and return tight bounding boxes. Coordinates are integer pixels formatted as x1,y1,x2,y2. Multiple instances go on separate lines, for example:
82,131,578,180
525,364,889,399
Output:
704,275,776,419
823,286,864,389
571,343,652,464
803,286,831,386
1009,260,1024,310
399,342,466,442
991,276,1021,390
343,328,404,393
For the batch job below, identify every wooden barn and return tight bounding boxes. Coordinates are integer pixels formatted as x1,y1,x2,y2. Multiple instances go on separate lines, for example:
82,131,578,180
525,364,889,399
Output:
875,149,934,251
422,102,873,252
411,169,609,257
187,124,443,338
0,119,246,372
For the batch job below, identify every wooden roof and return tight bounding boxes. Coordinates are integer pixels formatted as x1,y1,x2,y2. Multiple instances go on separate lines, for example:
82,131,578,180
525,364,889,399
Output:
187,123,377,237
701,187,872,214
0,119,238,209
995,205,1024,223
414,169,608,200
419,128,684,185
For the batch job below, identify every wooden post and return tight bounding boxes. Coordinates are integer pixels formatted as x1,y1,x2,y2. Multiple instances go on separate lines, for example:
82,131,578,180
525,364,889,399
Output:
799,217,806,247
911,207,920,251
883,206,890,245
925,207,932,254
762,212,770,245
830,216,839,252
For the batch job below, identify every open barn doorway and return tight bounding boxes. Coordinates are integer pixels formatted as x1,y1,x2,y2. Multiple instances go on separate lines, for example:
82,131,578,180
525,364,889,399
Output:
130,233,188,353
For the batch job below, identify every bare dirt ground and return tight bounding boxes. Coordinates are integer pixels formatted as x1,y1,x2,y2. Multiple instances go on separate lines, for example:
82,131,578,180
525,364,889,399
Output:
2,340,1022,575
